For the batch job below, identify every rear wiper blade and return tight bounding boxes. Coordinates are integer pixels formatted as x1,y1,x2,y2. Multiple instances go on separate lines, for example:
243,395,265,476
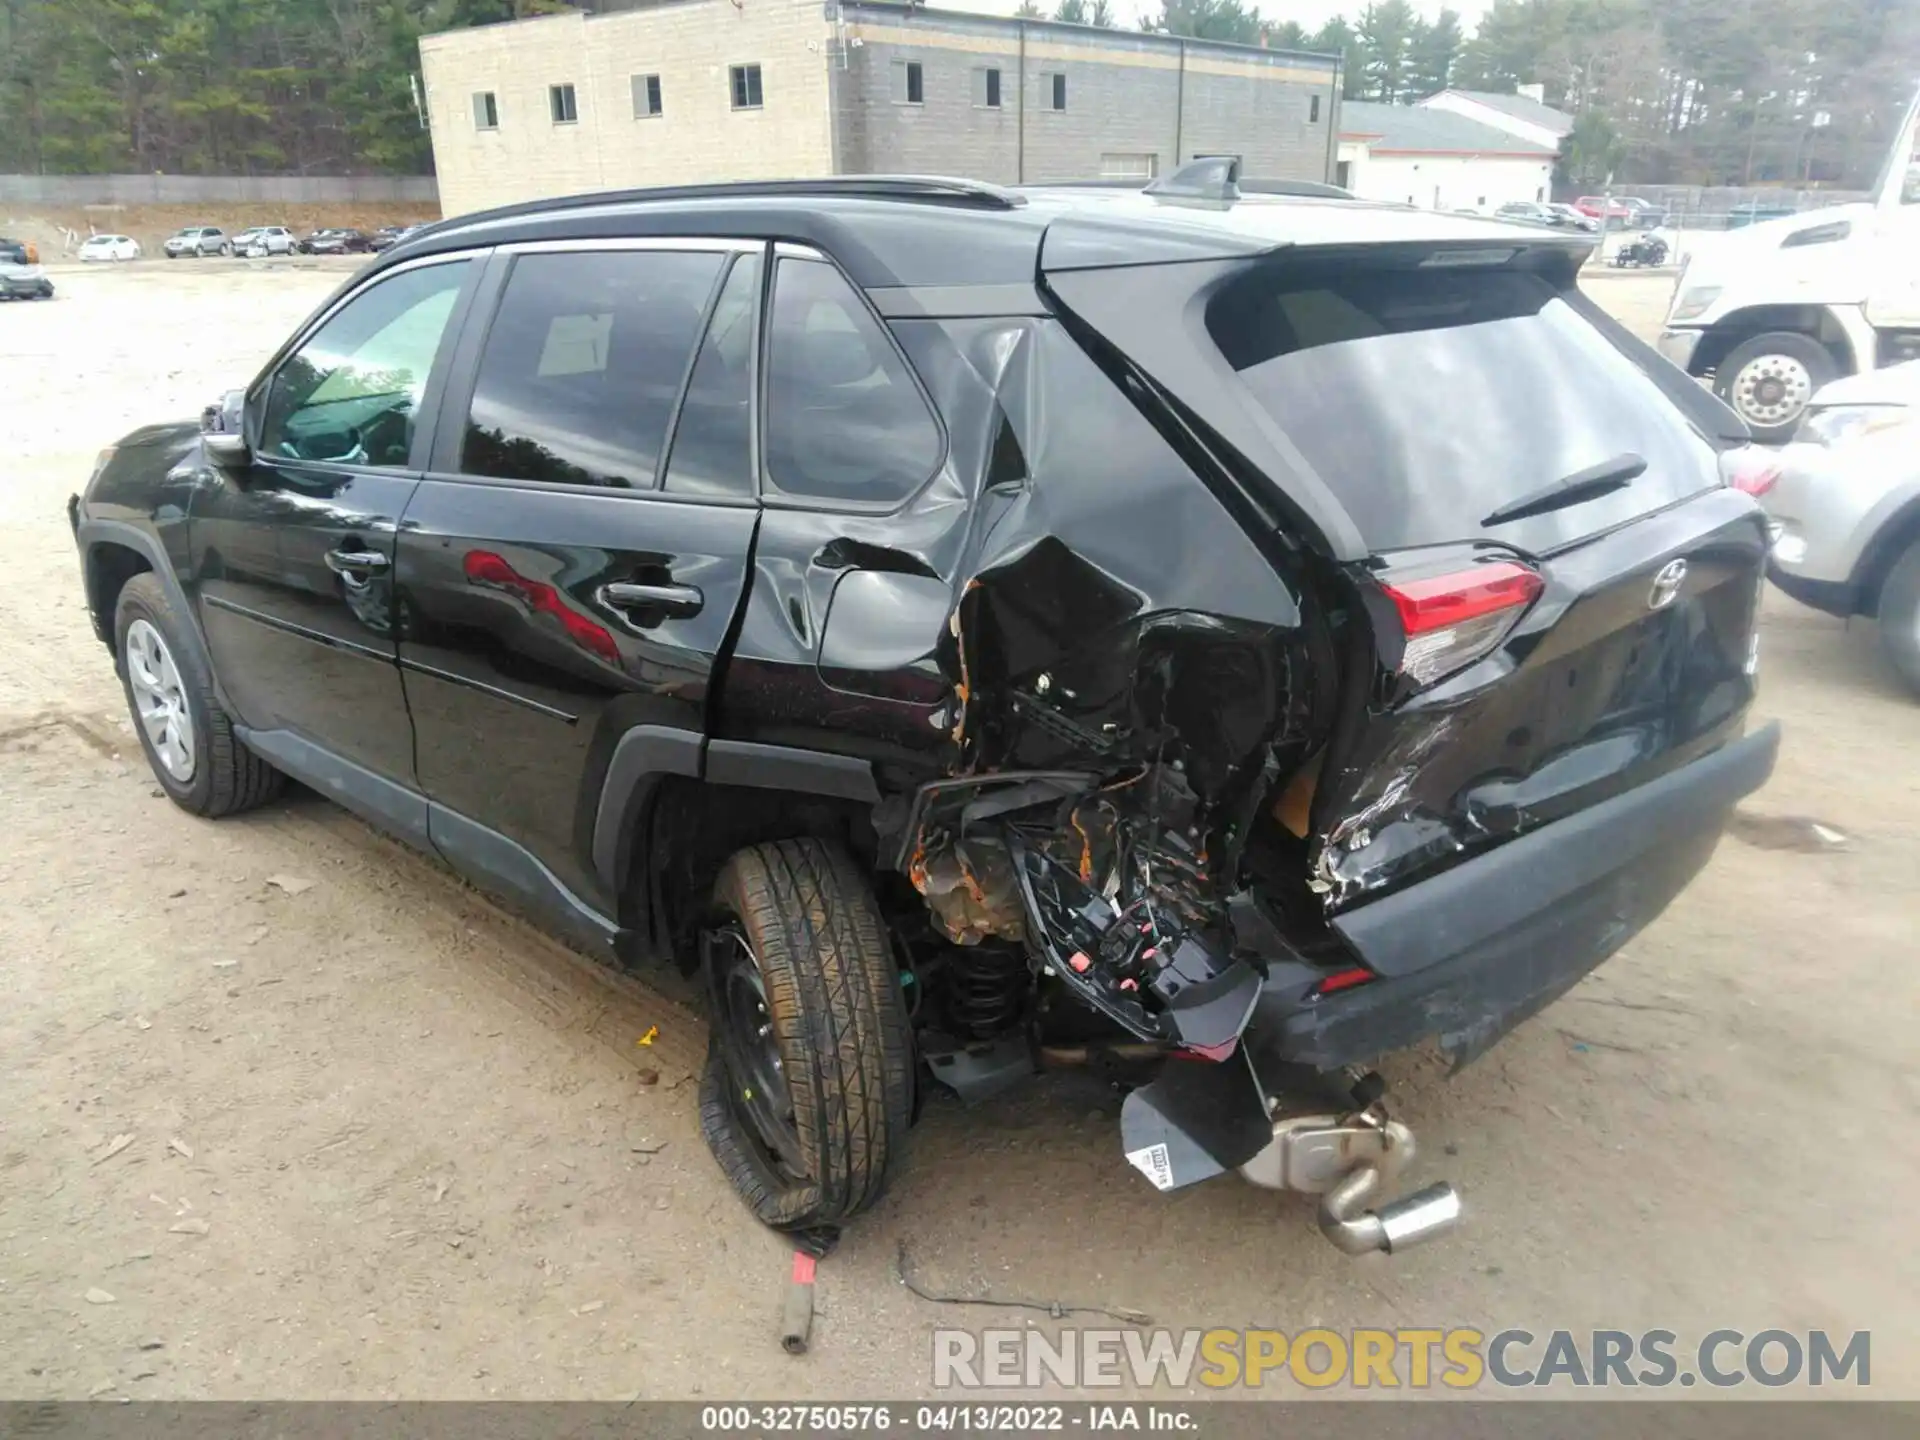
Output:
1481,452,1647,528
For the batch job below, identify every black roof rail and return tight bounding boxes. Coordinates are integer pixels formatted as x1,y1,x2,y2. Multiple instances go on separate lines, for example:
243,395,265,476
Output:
1145,156,1242,203
431,175,1027,233
1240,177,1358,200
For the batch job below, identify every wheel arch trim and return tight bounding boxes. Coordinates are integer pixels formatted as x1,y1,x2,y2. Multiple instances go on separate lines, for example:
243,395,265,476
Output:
78,519,218,680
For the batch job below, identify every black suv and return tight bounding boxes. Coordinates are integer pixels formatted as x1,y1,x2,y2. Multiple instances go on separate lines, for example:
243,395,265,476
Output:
70,169,1779,1253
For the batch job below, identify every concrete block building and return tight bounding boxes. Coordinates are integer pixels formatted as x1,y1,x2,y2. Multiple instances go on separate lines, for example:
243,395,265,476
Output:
418,1,1343,216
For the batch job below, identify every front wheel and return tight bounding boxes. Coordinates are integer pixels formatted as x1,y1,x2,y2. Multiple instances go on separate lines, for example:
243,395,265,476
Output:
113,574,282,817
1876,540,1920,698
1714,331,1839,443
698,839,914,1233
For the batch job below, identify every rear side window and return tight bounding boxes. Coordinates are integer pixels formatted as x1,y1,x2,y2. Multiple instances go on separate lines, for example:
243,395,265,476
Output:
459,249,724,489
763,257,942,506
1209,262,1720,552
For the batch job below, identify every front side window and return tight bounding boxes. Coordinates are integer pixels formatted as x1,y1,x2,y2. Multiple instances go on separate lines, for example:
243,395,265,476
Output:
459,249,725,489
260,261,470,468
550,83,578,124
730,64,763,110
763,257,942,506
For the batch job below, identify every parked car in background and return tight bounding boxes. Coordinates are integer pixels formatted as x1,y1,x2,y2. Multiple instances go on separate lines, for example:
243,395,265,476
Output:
299,228,375,255
0,236,40,264
78,235,141,262
1494,201,1559,228
233,226,295,258
1547,203,1600,232
367,224,427,252
1727,203,1799,229
70,165,1778,1251
1574,196,1636,222
1617,197,1667,229
0,260,53,300
1759,359,1920,694
163,226,227,259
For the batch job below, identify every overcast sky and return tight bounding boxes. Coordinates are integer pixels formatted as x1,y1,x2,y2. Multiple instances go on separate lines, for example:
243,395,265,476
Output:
940,0,1497,34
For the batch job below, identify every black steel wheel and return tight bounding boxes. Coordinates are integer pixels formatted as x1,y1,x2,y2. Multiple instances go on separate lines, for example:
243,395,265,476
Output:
698,839,914,1232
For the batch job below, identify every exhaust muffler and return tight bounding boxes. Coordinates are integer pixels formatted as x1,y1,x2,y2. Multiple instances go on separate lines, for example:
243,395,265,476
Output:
1238,1103,1462,1256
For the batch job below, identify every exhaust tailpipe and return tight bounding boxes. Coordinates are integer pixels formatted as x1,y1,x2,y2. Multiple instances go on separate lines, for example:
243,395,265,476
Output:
1319,1167,1462,1255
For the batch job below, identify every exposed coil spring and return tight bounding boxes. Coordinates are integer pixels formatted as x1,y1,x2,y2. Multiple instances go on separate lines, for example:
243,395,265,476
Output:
944,947,1029,1039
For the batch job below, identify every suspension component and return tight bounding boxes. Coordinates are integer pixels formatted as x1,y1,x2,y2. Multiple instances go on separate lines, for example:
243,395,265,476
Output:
942,946,1029,1039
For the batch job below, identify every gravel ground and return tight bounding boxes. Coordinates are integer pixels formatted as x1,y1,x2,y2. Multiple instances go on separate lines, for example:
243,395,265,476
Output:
2,262,1917,1401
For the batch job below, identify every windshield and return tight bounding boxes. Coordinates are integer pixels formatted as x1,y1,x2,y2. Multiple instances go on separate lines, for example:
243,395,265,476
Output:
1208,260,1722,552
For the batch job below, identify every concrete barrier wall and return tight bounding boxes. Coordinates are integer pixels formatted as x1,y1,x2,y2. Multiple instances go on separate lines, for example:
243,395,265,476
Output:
0,174,439,206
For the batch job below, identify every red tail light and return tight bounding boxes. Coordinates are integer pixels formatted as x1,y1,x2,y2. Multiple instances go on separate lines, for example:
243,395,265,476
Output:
1381,562,1544,685
1722,449,1780,497
1312,965,1375,997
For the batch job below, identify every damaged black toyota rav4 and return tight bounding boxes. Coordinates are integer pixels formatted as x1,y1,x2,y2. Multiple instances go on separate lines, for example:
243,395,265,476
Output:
71,165,1779,1256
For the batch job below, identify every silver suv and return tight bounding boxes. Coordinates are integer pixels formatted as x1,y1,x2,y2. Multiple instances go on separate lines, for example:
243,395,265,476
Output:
163,226,226,258
1761,359,1920,693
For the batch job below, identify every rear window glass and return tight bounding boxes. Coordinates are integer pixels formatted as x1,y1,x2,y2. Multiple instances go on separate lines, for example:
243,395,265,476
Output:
1208,263,1719,552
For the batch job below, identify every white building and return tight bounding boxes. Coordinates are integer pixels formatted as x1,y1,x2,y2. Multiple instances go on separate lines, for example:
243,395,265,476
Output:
1337,101,1556,212
1417,86,1575,152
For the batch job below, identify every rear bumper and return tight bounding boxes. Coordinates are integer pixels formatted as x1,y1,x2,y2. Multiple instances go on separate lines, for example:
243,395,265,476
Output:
1767,563,1857,617
1657,327,1703,370
1256,722,1781,1071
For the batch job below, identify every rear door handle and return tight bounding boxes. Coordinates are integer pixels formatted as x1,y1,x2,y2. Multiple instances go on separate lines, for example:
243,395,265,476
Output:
598,581,704,621
325,547,390,577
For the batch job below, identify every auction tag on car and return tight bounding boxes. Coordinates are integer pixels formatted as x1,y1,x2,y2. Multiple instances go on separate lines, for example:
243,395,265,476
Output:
1126,1142,1175,1192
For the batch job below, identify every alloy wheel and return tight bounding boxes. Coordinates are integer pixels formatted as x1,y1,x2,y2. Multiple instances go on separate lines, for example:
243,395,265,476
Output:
125,618,195,783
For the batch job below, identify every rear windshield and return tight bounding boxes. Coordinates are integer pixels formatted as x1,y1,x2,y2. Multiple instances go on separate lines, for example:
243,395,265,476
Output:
1208,261,1720,553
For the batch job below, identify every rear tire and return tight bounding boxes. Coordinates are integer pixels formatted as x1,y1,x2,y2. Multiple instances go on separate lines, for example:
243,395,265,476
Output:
699,839,914,1233
113,573,282,818
1877,540,1920,698
1713,331,1838,443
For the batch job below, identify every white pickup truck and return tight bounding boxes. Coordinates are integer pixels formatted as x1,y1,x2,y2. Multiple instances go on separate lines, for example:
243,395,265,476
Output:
1658,85,1920,442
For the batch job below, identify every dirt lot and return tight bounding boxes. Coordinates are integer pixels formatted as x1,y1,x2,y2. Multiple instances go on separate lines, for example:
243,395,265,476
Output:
2,263,1917,1402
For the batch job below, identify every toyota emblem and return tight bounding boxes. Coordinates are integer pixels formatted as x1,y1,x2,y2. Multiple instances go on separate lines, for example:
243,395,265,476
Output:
1648,559,1688,610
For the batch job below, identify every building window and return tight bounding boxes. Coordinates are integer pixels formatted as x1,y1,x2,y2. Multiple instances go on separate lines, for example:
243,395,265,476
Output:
1100,153,1159,181
549,83,578,124
1310,95,1321,123
1047,72,1067,111
632,74,662,118
472,91,499,130
973,66,1001,110
730,64,763,110
893,60,924,105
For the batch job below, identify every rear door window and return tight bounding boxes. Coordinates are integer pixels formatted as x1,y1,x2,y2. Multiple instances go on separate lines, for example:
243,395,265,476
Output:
763,256,943,506
459,249,725,488
662,251,760,499
1208,262,1721,553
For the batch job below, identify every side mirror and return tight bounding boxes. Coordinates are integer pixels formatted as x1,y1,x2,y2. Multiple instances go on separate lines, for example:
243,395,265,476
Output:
200,388,251,469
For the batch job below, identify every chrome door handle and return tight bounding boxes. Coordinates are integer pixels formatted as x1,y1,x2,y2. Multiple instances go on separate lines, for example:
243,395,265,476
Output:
598,581,704,621
325,547,390,576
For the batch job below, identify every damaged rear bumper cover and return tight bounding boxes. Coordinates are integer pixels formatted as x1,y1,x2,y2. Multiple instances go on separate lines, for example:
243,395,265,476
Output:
1122,722,1780,1195
1284,720,1781,1071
